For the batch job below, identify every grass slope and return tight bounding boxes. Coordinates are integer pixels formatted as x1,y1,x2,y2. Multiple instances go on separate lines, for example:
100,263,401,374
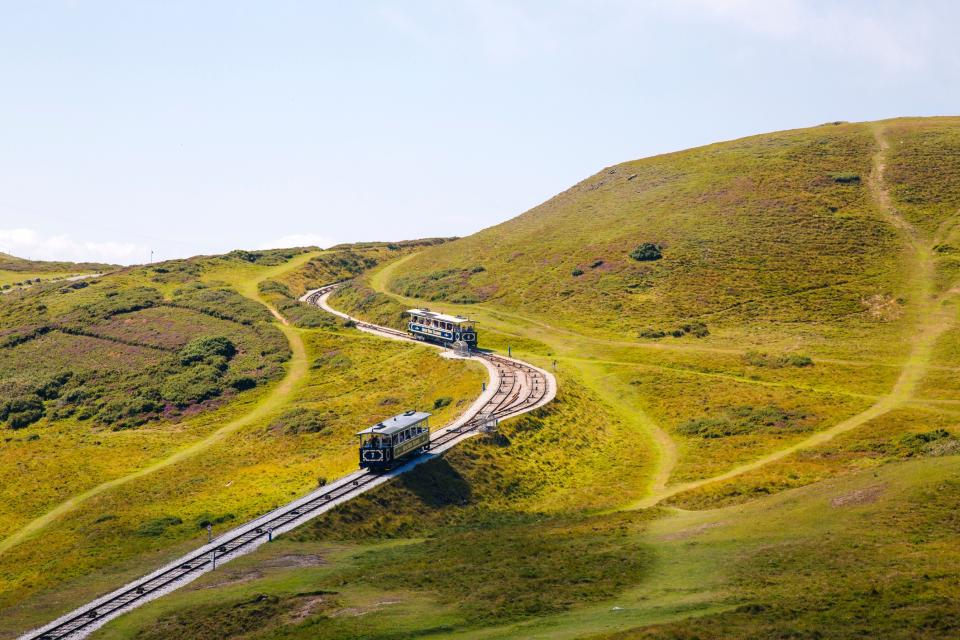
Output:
21,117,960,639
0,252,115,290
0,247,483,638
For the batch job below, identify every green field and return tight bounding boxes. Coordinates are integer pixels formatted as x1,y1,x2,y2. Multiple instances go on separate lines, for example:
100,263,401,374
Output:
0,245,484,637
6,117,960,639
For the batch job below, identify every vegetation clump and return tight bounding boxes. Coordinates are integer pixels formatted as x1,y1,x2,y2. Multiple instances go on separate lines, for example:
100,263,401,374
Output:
629,242,663,261
895,429,957,457
830,172,861,183
743,351,814,368
677,405,812,438
179,336,236,365
433,396,453,409
194,512,236,530
639,321,708,339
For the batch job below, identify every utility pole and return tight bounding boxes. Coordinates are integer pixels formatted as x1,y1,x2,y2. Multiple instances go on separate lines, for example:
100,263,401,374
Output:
149,249,154,264
207,523,213,544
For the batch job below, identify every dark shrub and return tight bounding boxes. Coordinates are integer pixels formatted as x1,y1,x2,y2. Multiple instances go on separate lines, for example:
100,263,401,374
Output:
98,397,161,426
571,268,584,277
160,365,223,406
639,328,666,339
2,396,45,430
229,376,257,391
179,336,237,365
590,260,604,268
195,512,236,529
433,396,453,409
630,242,663,261
830,172,861,184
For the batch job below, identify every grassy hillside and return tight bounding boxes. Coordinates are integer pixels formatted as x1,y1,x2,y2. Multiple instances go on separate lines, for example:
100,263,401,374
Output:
18,117,960,639
0,245,483,637
0,252,115,290
95,117,960,639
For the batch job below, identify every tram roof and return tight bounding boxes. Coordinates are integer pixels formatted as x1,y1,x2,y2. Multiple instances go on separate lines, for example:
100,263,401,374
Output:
407,308,474,324
357,410,431,435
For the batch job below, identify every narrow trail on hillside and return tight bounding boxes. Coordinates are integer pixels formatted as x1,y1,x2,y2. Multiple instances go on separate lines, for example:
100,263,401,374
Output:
0,256,314,557
635,125,958,508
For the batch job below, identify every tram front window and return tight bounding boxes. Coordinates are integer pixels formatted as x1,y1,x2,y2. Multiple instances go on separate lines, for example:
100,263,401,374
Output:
361,434,387,449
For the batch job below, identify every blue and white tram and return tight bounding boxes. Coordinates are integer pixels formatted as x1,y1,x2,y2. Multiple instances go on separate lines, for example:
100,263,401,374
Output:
358,410,431,471
407,308,477,349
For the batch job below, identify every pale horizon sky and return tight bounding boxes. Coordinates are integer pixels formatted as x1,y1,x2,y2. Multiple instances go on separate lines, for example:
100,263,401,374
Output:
2,1,959,265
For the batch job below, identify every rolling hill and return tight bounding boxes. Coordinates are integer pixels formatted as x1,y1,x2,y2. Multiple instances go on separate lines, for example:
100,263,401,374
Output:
0,252,116,290
6,117,960,639
185,115,957,639
0,243,485,638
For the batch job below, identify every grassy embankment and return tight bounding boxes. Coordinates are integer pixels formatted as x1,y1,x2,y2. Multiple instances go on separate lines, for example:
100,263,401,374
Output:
0,246,484,638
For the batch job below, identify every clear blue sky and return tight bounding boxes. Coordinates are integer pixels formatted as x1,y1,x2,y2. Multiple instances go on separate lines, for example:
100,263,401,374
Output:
1,1,958,264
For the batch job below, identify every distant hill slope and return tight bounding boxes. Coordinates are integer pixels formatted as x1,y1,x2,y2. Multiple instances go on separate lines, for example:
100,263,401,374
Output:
386,117,960,350
0,251,116,273
0,252,117,290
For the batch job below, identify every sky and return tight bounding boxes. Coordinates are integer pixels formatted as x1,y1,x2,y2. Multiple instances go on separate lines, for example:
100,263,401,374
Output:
1,0,959,265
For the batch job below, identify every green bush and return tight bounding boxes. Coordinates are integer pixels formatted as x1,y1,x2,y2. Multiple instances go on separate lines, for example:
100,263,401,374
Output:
639,328,667,339
681,321,709,337
1,396,46,430
898,429,954,456
571,268,584,277
229,376,257,391
433,396,453,409
160,365,223,407
629,242,663,261
179,336,237,365
98,397,161,428
830,172,861,184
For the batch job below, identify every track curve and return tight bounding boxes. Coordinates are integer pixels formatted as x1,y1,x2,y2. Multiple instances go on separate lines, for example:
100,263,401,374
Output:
20,281,555,640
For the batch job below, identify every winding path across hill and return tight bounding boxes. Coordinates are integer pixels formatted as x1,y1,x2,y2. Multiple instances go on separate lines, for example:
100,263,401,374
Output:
0,254,317,558
636,125,958,507
19,281,555,640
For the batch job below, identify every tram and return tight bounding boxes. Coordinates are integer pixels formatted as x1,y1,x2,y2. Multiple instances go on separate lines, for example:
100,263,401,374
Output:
407,308,477,349
358,410,431,471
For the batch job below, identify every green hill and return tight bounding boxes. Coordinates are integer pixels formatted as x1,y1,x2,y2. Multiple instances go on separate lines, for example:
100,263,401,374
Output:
0,252,117,289
246,116,960,638
386,118,959,354
0,243,483,637
7,117,960,640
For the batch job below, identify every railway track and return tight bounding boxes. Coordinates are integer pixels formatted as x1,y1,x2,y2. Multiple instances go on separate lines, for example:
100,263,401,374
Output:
21,282,554,640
